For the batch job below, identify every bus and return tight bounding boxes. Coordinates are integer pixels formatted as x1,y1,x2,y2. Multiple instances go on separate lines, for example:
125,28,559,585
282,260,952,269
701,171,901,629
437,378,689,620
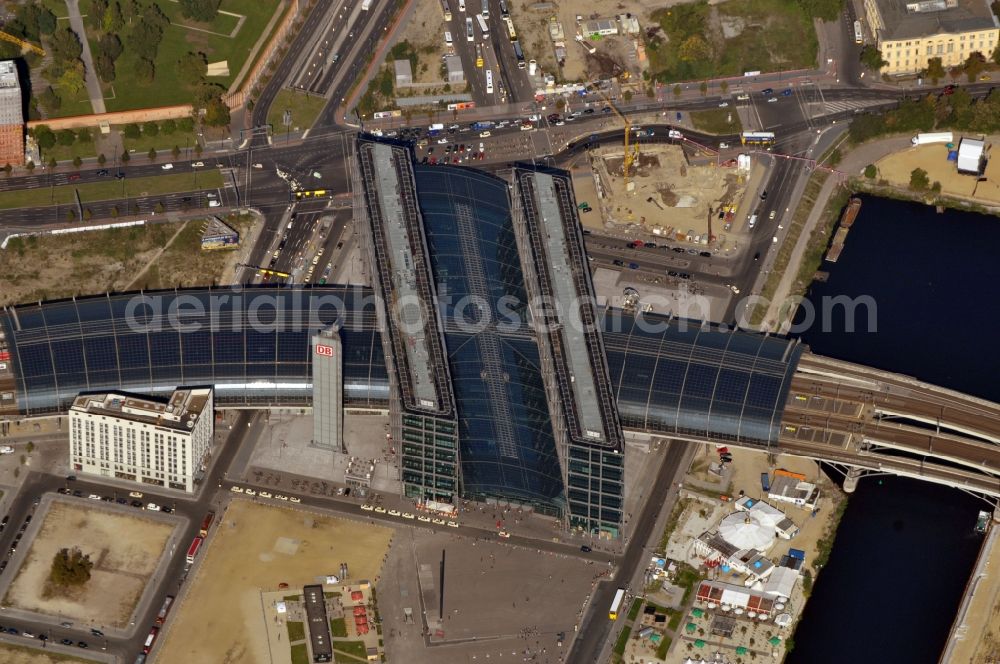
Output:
199,511,215,537
155,595,175,624
481,0,489,18
142,627,159,655
503,16,517,42
476,13,490,38
485,69,494,94
854,20,863,44
512,40,525,68
465,17,474,41
609,588,626,620
441,0,452,20
740,131,776,146
475,42,484,67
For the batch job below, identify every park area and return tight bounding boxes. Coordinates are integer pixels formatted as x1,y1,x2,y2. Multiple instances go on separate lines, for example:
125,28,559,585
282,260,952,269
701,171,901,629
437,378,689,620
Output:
3,500,174,628
155,500,393,664
0,212,254,305
872,139,1000,205
646,0,819,83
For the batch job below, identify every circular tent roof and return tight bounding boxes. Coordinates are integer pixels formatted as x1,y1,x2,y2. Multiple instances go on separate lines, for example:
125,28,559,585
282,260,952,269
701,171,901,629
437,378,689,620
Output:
719,512,776,551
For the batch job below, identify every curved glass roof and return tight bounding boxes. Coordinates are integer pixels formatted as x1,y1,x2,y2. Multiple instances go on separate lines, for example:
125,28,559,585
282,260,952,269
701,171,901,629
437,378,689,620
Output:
0,289,802,447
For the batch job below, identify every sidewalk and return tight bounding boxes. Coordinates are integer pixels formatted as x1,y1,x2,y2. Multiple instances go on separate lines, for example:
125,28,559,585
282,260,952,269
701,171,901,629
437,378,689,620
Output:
64,0,106,115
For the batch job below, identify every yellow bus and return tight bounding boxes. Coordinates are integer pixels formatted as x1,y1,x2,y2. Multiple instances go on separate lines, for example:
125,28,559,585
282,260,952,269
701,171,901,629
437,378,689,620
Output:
609,588,625,620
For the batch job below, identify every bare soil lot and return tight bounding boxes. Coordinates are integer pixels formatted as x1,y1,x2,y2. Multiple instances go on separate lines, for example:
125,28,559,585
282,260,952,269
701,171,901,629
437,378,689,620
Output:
156,500,393,664
3,501,174,628
874,139,1000,205
0,643,93,664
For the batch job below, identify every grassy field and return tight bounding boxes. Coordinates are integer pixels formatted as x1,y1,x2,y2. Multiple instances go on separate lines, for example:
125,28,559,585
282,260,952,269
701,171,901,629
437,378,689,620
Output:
0,212,253,304
330,617,348,637
0,171,223,210
290,643,309,664
39,140,99,164
286,621,305,642
118,132,202,159
612,626,632,658
690,108,743,135
101,0,283,111
332,640,368,659
648,0,817,83
267,89,329,133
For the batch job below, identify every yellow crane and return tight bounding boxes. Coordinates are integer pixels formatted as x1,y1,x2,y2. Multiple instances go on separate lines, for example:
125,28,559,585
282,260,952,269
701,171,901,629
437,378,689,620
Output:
0,31,45,56
596,88,639,190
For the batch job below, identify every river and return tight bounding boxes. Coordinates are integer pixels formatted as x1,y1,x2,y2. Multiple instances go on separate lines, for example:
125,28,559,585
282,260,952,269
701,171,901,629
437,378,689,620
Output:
785,194,999,663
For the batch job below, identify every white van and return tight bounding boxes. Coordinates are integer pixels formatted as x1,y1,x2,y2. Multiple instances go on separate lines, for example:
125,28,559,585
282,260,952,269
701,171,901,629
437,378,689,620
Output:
444,31,453,48
208,200,221,208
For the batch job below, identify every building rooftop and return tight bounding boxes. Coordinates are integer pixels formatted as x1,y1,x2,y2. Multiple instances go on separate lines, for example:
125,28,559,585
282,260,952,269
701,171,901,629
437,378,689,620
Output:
768,472,820,504
873,0,999,41
70,387,211,432
0,60,22,126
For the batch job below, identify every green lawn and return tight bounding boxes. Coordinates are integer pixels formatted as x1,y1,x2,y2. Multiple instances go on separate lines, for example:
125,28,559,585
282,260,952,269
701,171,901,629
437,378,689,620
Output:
117,131,202,160
612,626,632,657
330,617,348,637
290,643,309,664
648,0,817,82
267,89,329,134
332,640,368,659
102,0,283,111
283,594,302,602
690,108,743,135
41,140,99,164
626,598,643,622
0,170,224,210
286,621,305,642
655,634,673,659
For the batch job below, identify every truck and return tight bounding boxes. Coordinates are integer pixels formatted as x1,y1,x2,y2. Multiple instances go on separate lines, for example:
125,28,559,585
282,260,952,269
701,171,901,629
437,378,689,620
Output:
143,627,159,654
911,132,953,146
155,595,175,624
471,121,494,131
186,536,204,565
668,129,684,140
0,446,13,455
361,0,373,9
760,472,771,492
199,511,215,538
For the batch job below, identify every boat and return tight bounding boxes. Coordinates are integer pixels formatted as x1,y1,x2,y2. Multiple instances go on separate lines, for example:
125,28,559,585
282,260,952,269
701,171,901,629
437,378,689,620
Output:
976,510,991,534
840,197,862,228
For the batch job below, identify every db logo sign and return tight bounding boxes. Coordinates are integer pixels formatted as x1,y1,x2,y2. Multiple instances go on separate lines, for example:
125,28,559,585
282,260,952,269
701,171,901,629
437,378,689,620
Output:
315,344,335,357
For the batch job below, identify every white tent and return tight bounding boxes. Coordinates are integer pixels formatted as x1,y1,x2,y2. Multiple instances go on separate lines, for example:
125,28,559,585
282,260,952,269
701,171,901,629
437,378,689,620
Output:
763,567,798,599
719,512,775,551
957,138,985,174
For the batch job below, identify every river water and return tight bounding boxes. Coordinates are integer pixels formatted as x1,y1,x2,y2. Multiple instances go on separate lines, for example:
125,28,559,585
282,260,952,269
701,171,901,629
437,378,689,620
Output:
785,195,999,663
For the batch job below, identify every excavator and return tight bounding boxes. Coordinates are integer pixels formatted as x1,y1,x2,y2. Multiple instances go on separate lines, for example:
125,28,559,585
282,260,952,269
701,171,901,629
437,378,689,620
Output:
0,31,45,56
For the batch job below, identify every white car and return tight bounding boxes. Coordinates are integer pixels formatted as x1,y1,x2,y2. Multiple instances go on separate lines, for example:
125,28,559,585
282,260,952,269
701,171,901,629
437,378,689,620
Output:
374,506,387,514
520,123,533,131
208,200,221,207
230,486,244,493
719,142,729,149
313,171,322,178
245,488,256,496
275,494,289,501
401,512,415,520
161,163,173,170
146,503,161,511
191,161,204,167
88,494,101,500
736,93,750,100
431,518,446,525
129,491,144,498
718,101,729,107
289,497,301,503
387,509,401,517
498,530,511,539
528,114,541,121
769,210,776,220
446,521,459,528
479,131,491,137
361,504,375,511
253,163,264,169
417,515,432,522
259,491,273,499
437,138,449,144
767,97,778,103
729,284,741,294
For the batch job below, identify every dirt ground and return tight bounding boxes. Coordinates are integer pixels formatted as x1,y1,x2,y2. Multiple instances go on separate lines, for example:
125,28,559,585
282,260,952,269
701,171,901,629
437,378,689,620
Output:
3,501,174,628
509,0,680,85
950,530,1000,663
592,144,746,241
156,499,393,664
0,214,254,306
0,643,93,664
398,0,449,87
874,137,1000,205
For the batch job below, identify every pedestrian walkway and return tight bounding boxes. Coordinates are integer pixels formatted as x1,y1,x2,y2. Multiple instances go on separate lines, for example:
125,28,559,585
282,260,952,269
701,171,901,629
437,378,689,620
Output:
64,0,106,115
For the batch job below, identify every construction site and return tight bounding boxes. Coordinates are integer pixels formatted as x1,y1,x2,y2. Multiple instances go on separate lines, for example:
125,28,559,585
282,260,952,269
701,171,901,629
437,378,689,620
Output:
587,143,750,248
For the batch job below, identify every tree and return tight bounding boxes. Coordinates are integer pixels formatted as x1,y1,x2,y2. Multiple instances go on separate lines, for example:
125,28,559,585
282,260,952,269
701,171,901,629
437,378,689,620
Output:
993,43,1000,66
25,441,34,454
177,117,195,133
89,0,109,30
180,0,222,22
133,57,155,85
171,145,181,159
860,45,886,71
77,128,93,143
72,155,82,168
161,119,177,135
33,125,56,151
699,81,708,96
204,96,231,127
47,156,57,170
50,27,83,64
26,161,35,172
148,147,157,161
673,84,682,98
154,201,165,213
720,80,728,95
49,548,94,588
83,208,93,220
98,33,123,61
103,1,124,33
931,180,942,193
110,205,119,217
95,53,116,83
909,167,930,191
98,153,107,166
963,51,986,82
57,129,76,146
864,164,877,179
142,121,160,137
123,123,141,139
2,163,10,177
194,143,203,157
678,35,711,63
39,86,62,113
57,67,86,99
177,51,208,87
121,150,130,163
37,6,57,34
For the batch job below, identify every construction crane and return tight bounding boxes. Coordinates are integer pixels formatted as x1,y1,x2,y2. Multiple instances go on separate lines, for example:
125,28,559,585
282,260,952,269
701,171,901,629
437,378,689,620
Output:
596,87,639,190
0,31,45,56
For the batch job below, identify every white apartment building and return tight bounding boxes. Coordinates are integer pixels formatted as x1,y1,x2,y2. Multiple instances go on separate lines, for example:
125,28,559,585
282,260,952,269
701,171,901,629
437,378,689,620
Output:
69,388,213,493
